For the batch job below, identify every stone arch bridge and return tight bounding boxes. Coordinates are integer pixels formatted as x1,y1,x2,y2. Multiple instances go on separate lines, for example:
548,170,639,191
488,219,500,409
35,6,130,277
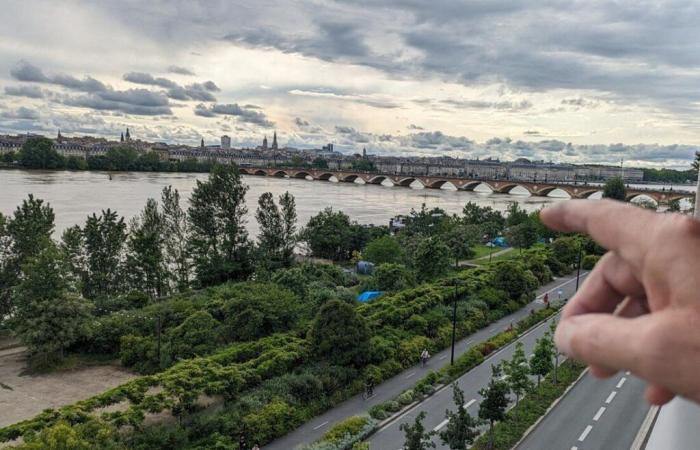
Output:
238,167,693,205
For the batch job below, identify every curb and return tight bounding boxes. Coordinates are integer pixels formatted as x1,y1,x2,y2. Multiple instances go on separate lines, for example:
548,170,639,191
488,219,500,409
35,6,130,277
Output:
509,365,589,450
630,405,660,450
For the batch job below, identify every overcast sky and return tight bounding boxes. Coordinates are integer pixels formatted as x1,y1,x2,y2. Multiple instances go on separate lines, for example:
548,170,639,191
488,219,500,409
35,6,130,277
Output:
1,0,699,168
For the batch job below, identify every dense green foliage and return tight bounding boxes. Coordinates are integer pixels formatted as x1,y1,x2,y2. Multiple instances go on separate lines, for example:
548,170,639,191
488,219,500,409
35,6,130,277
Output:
19,137,64,169
602,176,627,200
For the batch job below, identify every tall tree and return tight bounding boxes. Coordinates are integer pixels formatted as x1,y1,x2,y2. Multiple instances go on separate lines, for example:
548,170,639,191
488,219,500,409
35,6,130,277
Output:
504,341,533,417
602,177,627,201
188,164,253,286
505,219,538,254
126,198,167,298
362,234,403,265
309,299,370,368
60,225,85,291
439,383,480,450
301,207,353,260
478,364,510,449
1,195,55,319
82,209,127,300
400,411,436,450
161,186,190,291
256,192,285,271
441,224,477,267
13,243,90,365
279,191,298,267
505,202,528,227
413,236,451,282
530,333,555,387
549,320,560,384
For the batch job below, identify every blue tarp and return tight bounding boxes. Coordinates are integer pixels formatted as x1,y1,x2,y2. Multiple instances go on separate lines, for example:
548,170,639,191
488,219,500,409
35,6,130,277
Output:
357,291,383,302
357,260,375,275
491,237,508,247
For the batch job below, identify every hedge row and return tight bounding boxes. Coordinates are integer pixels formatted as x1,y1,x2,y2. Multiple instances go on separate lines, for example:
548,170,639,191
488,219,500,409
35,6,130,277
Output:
299,415,377,450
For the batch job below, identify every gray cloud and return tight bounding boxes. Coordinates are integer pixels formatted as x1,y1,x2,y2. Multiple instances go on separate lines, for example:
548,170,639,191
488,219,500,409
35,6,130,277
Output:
11,61,107,92
194,103,274,127
4,85,44,99
123,72,217,101
167,65,195,76
295,117,310,127
63,89,172,115
10,61,48,82
441,99,533,111
289,88,400,109
0,106,40,120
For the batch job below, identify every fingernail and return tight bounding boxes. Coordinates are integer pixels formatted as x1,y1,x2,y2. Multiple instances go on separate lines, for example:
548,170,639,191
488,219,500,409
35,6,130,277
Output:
554,320,574,356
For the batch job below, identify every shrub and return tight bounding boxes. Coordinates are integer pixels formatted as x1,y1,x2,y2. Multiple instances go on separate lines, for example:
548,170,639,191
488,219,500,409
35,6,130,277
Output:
384,400,401,412
322,416,369,443
397,389,415,406
582,254,599,270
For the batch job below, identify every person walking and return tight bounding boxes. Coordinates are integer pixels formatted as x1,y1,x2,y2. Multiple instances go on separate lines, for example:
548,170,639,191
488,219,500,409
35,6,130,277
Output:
420,349,430,366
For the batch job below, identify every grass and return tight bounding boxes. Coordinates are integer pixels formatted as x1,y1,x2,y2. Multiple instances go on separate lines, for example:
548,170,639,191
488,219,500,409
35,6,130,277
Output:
471,244,495,260
22,353,119,375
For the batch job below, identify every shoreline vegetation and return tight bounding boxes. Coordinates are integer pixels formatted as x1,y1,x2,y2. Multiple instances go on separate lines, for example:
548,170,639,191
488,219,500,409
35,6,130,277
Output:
0,157,604,449
1,135,697,185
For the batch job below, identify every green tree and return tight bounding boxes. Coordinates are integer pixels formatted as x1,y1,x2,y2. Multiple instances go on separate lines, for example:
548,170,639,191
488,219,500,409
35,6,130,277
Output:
549,319,560,384
478,364,510,449
1,195,55,319
136,152,162,171
256,192,297,271
371,263,416,291
2,150,16,163
309,299,370,367
13,419,120,450
18,137,64,169
161,186,190,292
13,243,90,365
413,236,451,282
65,156,88,170
505,202,528,227
82,209,127,300
362,235,402,265
602,176,627,201
505,219,538,253
188,164,253,286
490,260,538,302
439,383,480,450
462,202,505,229
551,236,579,267
125,198,167,298
530,333,554,387
351,159,377,172
60,225,85,290
105,146,138,171
311,157,328,169
302,207,354,260
504,341,533,416
279,191,298,267
400,411,436,450
441,224,477,267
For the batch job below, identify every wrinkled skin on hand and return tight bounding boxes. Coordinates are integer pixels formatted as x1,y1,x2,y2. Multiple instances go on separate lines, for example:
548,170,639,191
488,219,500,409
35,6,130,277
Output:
541,199,700,405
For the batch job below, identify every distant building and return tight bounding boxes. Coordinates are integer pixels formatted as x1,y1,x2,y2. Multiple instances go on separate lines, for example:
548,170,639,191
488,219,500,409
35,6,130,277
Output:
221,135,231,149
262,135,268,151
322,143,334,152
271,131,278,150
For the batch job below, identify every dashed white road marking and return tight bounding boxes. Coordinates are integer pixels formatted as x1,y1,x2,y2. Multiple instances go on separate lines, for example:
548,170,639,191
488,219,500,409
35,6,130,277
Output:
593,406,606,421
464,399,476,408
617,377,627,388
605,391,617,404
439,355,447,360
571,447,579,450
406,371,416,379
433,419,450,432
578,425,593,442
313,421,329,430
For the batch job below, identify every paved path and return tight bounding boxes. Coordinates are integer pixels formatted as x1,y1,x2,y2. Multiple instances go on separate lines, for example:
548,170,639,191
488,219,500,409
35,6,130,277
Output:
516,372,649,450
267,272,587,450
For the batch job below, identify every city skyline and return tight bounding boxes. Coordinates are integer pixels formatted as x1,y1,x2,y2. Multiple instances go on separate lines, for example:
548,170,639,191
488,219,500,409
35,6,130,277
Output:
1,1,700,168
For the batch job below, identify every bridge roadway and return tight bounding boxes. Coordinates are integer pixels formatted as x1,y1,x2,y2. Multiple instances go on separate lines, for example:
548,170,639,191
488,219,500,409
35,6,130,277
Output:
237,166,693,205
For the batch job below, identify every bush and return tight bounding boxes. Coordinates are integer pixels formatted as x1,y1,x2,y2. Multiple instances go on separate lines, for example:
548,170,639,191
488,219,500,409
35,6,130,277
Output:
582,254,599,270
322,416,369,443
397,389,415,406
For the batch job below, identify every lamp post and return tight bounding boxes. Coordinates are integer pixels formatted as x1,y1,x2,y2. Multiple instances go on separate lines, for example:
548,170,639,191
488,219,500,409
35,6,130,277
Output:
450,279,465,365
575,240,583,292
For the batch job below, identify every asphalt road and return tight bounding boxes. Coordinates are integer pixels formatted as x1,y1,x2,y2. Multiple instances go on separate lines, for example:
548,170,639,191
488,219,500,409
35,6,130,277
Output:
516,372,650,450
266,271,587,450
367,304,563,450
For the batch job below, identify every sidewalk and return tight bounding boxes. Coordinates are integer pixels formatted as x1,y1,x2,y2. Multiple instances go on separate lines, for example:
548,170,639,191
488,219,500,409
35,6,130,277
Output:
266,271,586,450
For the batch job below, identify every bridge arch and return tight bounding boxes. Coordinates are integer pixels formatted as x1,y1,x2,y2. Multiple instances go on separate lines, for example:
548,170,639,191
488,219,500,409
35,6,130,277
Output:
291,171,312,179
271,170,288,178
396,177,419,187
254,169,267,176
367,175,392,185
318,173,335,181
239,168,250,175
425,179,452,189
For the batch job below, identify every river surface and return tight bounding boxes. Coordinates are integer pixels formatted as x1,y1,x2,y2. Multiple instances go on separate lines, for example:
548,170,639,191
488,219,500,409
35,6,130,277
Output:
0,169,692,236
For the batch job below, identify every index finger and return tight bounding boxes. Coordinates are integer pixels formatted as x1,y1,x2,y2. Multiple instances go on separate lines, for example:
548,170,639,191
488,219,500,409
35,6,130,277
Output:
540,199,660,267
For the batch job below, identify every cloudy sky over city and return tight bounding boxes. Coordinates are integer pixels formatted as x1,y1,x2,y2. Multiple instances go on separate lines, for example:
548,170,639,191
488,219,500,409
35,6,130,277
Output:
1,0,699,168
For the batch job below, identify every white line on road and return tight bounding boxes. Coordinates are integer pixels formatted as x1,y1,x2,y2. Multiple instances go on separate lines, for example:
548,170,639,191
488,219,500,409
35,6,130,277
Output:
605,391,617,404
593,406,606,421
464,399,476,409
571,447,579,450
465,340,474,345
313,421,329,430
578,425,593,442
406,371,416,379
617,377,627,388
433,419,450,432
439,355,447,360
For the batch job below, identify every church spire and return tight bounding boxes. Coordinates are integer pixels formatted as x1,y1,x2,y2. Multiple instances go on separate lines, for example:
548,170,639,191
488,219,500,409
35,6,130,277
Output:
262,135,268,150
125,128,131,141
200,138,204,148
120,132,124,142
272,131,278,150
57,129,62,140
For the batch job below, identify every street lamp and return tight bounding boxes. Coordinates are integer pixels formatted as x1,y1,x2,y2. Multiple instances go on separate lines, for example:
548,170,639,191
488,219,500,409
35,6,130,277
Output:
450,279,466,365
575,240,583,292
